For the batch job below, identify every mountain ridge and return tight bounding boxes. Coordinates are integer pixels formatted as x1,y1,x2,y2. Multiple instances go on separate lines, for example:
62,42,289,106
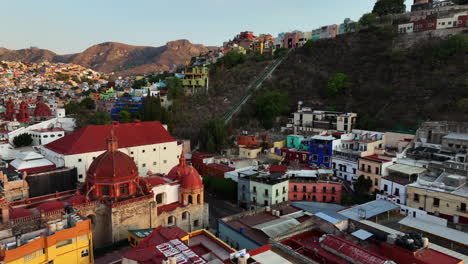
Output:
0,40,215,75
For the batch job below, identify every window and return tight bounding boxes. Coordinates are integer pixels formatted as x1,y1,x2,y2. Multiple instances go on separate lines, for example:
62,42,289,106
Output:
312,195,316,201
78,158,82,162
374,178,378,186
153,148,156,151
331,187,336,193
168,216,175,225
102,186,110,196
182,212,188,220
163,160,167,164
302,186,307,192
276,189,279,196
43,135,49,138
131,151,134,155
322,186,327,193
78,174,83,179
81,250,89,257
142,163,146,168
51,134,55,138
283,186,286,194
461,203,467,212
120,184,129,195
433,198,440,207
375,167,379,174
194,220,199,227
414,193,420,202
367,165,371,173
394,188,400,196
264,200,268,206
384,184,388,192
56,239,73,248
253,186,257,193
361,164,365,171
153,162,157,165
331,196,335,202
163,147,167,150
353,168,356,174
293,194,297,199
312,186,316,193
293,185,297,192
332,163,336,169
322,196,326,202
264,189,268,196
312,155,318,161
324,156,329,163
142,150,145,153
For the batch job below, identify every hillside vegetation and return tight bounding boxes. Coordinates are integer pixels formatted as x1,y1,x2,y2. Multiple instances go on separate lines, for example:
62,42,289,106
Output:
247,29,468,132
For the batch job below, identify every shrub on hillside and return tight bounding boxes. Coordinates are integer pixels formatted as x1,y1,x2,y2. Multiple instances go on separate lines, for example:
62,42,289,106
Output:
326,73,352,97
434,34,468,59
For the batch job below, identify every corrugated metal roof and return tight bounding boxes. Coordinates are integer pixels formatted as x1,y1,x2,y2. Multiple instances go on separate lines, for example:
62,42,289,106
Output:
398,217,468,246
443,133,468,141
352,229,373,240
338,200,399,220
253,216,301,238
315,212,341,225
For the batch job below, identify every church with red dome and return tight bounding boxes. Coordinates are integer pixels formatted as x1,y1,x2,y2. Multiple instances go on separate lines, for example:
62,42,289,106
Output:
0,127,208,249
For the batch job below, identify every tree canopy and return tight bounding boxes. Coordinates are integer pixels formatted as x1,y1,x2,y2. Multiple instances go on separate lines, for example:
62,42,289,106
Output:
91,111,112,125
13,133,33,147
118,110,133,123
254,90,289,129
199,120,227,153
327,73,352,97
372,0,406,16
359,13,379,27
167,78,184,100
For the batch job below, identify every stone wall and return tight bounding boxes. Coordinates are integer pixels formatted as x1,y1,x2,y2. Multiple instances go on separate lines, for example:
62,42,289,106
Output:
154,203,209,233
111,197,153,245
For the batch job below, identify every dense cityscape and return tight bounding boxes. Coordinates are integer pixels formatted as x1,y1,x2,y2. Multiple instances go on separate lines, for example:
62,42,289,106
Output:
0,0,467,263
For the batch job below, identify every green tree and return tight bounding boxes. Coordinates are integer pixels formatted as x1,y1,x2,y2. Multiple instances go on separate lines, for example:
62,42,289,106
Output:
199,120,227,153
435,34,468,59
221,51,246,68
354,175,372,194
92,111,112,125
302,39,317,55
359,13,379,27
118,110,133,123
372,0,406,16
254,90,289,129
132,78,147,89
80,97,95,110
64,101,81,115
167,78,184,100
141,91,163,121
326,73,352,97
13,133,33,147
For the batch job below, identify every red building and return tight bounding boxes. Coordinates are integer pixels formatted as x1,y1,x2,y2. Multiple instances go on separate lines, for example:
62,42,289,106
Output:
4,99,14,121
289,178,342,203
458,15,468,28
33,102,52,117
191,153,214,171
202,163,234,179
239,31,255,40
413,19,437,32
280,148,310,164
16,101,30,123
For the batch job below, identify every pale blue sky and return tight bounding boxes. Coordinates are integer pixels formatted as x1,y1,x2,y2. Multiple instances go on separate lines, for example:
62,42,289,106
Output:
1,0,411,54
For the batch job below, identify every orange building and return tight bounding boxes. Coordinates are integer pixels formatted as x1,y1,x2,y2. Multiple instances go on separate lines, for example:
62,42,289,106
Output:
0,214,93,264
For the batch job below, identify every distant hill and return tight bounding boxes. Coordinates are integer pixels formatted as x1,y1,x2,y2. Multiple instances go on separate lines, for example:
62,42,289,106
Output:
0,40,215,75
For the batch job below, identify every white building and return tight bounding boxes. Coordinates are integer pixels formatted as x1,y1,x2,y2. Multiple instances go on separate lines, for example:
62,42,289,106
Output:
379,164,426,205
398,23,414,33
437,12,467,29
30,128,65,146
286,102,357,135
332,130,385,182
39,121,182,182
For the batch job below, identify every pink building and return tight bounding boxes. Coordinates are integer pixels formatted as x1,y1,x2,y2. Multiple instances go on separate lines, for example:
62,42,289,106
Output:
283,32,303,49
288,179,342,204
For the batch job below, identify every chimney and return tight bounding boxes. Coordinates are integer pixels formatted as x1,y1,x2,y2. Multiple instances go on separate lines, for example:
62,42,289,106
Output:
237,254,250,264
168,257,177,264
14,232,22,248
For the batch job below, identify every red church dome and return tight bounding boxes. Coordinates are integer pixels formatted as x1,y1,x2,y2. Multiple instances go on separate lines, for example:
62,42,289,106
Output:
86,129,139,199
168,154,203,189
33,102,52,117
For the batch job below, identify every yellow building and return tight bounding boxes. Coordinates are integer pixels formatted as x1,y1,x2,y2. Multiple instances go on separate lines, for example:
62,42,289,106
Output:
181,66,209,95
0,216,93,264
239,146,263,159
406,174,468,224
357,154,395,193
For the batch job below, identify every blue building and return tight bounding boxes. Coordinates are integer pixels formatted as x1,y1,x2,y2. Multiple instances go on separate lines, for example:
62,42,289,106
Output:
309,135,336,167
110,97,144,120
